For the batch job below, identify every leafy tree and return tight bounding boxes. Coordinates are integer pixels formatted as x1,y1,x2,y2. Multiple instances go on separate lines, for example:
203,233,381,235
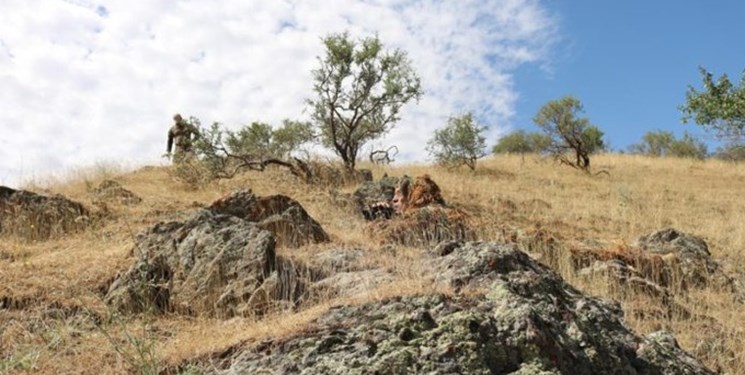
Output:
492,130,552,154
533,96,606,171
307,32,422,171
226,120,314,159
680,67,745,142
427,113,487,170
628,130,675,156
667,132,708,159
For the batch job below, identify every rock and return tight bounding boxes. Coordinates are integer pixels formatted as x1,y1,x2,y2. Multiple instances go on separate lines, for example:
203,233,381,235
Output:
105,210,316,317
0,186,89,240
214,241,714,375
208,190,329,248
571,228,734,293
636,228,720,288
90,180,142,205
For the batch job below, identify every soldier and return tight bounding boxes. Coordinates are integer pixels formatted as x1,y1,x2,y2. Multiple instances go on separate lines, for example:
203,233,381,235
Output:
165,114,198,164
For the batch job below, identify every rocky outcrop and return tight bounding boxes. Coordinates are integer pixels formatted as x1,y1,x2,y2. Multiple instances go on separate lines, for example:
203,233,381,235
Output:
105,210,318,317
0,186,89,240
208,190,329,248
571,228,734,294
213,241,714,374
636,228,720,288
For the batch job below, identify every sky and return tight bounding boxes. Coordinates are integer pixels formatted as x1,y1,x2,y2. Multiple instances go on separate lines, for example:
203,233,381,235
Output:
0,0,743,188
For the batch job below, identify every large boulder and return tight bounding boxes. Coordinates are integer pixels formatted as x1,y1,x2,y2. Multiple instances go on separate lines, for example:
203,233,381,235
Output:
214,241,714,374
0,186,89,240
208,190,329,248
105,210,315,317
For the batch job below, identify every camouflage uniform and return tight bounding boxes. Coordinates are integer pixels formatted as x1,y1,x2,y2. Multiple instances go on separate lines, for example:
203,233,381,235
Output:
166,114,198,164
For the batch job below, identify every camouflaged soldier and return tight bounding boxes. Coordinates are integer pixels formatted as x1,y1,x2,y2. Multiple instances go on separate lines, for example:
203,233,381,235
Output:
166,114,199,164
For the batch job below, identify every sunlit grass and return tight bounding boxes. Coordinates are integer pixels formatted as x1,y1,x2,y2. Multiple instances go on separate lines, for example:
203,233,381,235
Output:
1,154,743,374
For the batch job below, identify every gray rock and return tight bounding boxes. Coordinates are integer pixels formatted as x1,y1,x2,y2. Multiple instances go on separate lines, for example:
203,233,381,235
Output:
212,242,714,374
0,186,89,240
105,210,315,317
208,190,329,248
635,227,720,289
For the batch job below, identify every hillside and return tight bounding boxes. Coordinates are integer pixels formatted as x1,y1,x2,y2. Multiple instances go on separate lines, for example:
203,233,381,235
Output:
1,154,743,374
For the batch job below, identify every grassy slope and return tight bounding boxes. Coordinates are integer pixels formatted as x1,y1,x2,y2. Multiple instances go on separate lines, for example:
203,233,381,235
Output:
0,154,743,374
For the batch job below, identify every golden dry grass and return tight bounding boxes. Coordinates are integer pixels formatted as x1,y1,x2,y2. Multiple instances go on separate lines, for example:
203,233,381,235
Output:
1,154,743,374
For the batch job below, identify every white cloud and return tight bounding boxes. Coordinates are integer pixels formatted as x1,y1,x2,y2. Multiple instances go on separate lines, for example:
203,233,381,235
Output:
0,0,558,187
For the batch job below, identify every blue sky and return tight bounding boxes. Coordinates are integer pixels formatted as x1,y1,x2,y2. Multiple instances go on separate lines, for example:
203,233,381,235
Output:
0,1,743,187
512,1,745,151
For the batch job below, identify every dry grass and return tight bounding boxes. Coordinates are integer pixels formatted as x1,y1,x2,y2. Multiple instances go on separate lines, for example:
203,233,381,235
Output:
1,154,743,374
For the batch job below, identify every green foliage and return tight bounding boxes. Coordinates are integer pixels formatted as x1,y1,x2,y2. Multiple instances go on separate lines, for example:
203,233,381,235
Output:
680,67,745,142
182,117,315,184
307,31,422,170
426,113,487,170
667,132,708,159
492,130,552,154
628,130,675,156
225,120,314,159
628,130,706,159
533,96,606,171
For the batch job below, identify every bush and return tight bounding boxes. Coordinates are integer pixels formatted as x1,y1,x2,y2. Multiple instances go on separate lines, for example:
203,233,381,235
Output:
492,130,552,155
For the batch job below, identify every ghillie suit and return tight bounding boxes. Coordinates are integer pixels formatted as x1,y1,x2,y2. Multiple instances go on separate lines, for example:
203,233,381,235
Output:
392,174,446,213
367,175,474,247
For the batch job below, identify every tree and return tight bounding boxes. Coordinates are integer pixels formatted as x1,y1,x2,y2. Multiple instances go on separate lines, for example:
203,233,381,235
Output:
680,67,745,142
492,130,552,155
426,113,487,170
533,96,605,171
628,130,675,156
667,132,708,159
307,32,422,171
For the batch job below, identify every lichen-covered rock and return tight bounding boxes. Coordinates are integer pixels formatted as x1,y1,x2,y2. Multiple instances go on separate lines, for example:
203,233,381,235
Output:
214,242,714,375
571,228,734,293
105,210,315,317
636,227,720,288
0,186,89,240
208,190,329,248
